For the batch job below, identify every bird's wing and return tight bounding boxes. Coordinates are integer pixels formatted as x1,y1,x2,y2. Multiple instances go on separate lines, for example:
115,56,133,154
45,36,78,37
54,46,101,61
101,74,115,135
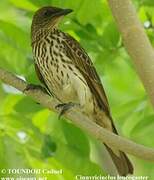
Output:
34,62,52,95
62,33,110,115
35,63,46,84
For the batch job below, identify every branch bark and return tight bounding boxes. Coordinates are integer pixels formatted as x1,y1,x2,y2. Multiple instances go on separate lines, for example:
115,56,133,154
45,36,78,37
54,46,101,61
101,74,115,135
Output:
0,67,154,161
107,0,154,107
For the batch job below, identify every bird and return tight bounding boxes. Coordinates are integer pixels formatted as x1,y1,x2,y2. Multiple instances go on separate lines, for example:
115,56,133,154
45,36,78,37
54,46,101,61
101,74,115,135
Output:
31,6,133,176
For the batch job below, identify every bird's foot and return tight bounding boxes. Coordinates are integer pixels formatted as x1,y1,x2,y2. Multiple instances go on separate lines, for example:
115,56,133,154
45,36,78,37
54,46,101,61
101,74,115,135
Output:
23,84,49,94
55,102,79,119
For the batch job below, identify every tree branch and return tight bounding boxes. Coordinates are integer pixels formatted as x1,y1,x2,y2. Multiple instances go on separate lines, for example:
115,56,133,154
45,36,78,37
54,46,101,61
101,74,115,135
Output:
0,67,154,161
107,0,154,107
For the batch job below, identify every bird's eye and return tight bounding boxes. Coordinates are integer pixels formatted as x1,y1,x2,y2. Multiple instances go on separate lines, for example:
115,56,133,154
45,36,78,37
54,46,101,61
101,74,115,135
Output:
43,10,52,17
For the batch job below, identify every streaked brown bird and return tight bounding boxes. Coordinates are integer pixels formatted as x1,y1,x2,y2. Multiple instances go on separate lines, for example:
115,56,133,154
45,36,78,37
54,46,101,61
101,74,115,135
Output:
31,6,133,176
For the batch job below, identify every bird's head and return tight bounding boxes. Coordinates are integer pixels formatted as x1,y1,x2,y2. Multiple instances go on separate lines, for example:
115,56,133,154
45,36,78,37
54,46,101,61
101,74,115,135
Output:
31,6,73,37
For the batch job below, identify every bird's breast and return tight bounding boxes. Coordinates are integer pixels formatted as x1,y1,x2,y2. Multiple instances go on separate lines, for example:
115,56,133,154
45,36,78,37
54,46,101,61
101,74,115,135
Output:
33,34,81,103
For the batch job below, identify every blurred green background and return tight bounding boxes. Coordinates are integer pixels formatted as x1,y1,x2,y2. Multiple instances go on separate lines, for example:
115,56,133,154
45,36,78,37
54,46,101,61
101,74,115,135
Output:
0,0,154,179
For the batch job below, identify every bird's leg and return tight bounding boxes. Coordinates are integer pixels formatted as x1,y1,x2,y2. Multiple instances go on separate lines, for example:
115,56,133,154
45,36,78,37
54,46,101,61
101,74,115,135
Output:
55,102,79,119
23,84,50,95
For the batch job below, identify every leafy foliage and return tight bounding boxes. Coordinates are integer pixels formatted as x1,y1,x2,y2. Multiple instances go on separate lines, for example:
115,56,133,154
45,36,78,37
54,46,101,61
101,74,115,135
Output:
0,0,154,178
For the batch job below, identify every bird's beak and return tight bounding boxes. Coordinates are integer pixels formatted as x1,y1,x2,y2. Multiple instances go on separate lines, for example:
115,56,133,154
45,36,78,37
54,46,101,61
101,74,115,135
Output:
53,8,73,18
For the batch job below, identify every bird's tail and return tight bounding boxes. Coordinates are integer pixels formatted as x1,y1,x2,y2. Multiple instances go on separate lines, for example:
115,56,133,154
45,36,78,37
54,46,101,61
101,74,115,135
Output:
104,144,133,176
94,111,133,176
104,115,134,176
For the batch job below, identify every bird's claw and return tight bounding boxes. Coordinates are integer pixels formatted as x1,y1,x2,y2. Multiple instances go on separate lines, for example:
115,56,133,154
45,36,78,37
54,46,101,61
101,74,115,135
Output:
23,84,49,94
55,102,79,119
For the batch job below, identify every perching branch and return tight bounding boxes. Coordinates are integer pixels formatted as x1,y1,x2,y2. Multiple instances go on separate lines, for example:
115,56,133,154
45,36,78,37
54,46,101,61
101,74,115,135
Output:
0,67,154,161
107,0,154,108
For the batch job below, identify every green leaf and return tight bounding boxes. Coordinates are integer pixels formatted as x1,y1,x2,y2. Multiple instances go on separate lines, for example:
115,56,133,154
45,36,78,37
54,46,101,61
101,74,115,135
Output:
3,95,22,114
141,0,154,6
14,97,42,114
25,150,75,180
0,20,31,74
9,0,37,11
41,134,57,158
26,64,40,84
77,0,103,25
131,115,154,146
62,120,90,157
54,138,105,176
32,109,50,133
29,0,52,7
101,22,120,48
0,20,30,51
0,135,29,170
